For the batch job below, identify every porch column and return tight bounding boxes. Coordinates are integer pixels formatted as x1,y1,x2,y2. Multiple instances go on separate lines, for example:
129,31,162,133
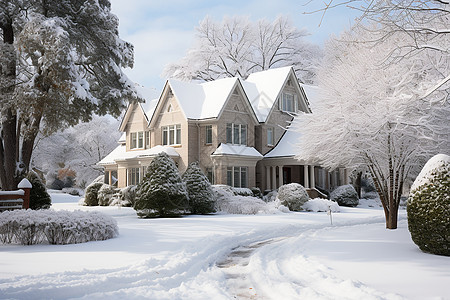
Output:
278,166,284,187
272,166,277,190
266,166,271,190
309,165,315,189
304,165,309,188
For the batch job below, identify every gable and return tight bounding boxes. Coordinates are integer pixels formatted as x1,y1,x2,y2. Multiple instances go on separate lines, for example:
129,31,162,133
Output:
149,82,187,129
123,102,148,133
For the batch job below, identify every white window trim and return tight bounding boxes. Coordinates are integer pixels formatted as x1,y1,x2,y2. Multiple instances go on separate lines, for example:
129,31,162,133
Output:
267,127,274,146
130,131,145,149
226,123,247,145
280,92,297,113
226,166,248,188
205,125,212,145
162,124,181,146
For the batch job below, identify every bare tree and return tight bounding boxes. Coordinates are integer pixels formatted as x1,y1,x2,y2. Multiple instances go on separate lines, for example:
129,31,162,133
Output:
163,15,321,84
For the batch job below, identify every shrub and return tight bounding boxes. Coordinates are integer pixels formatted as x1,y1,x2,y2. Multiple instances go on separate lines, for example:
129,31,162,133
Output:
330,184,359,207
250,187,263,199
84,182,104,206
277,183,309,211
134,152,188,218
98,184,120,206
212,185,268,214
116,185,137,207
407,154,450,256
26,171,51,210
48,178,65,190
182,162,215,214
0,210,118,245
303,198,340,212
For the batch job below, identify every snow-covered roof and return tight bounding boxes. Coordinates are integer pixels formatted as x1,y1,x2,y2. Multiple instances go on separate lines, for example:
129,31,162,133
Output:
301,85,319,112
264,128,301,158
211,144,263,158
168,77,238,120
134,84,160,124
118,133,126,143
244,66,292,122
97,145,180,165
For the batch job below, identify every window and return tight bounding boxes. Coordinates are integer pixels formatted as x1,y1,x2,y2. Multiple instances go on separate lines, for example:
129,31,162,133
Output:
205,125,212,144
281,93,296,113
130,131,144,149
138,132,144,148
226,123,247,145
206,167,214,184
145,131,150,148
128,168,140,185
162,124,181,145
267,127,274,146
226,166,248,188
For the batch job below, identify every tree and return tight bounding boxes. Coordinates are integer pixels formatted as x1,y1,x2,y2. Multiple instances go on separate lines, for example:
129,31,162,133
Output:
163,15,321,84
134,152,189,218
294,24,449,229
26,171,51,210
0,0,137,190
32,115,121,187
182,162,215,214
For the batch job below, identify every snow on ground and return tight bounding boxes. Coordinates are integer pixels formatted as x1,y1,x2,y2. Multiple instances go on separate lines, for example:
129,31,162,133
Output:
0,192,448,300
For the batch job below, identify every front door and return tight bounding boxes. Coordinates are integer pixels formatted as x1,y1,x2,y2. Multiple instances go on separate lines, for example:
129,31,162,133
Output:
283,167,291,185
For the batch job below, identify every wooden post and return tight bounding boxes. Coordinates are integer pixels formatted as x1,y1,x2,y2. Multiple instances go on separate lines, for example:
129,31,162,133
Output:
18,178,32,209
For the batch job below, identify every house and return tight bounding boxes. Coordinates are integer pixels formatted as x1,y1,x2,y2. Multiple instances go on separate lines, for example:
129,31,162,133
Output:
98,66,348,194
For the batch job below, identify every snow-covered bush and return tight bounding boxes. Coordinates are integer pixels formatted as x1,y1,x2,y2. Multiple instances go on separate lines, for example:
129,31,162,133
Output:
277,183,309,211
330,184,359,207
263,190,278,203
233,187,254,197
407,154,450,256
182,162,215,214
114,185,137,207
26,171,51,210
97,184,120,206
250,187,263,199
84,182,104,206
134,152,189,218
212,185,268,214
0,210,118,245
302,198,340,212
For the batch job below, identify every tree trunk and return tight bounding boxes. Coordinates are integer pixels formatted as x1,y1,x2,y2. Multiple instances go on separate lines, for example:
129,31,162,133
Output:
354,171,362,199
386,199,398,229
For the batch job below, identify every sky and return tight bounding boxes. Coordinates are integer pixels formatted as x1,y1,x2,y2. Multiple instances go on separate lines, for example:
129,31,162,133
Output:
109,0,359,92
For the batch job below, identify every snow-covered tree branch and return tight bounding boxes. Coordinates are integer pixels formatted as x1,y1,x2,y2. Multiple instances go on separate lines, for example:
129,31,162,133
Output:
0,0,137,190
163,15,321,84
294,24,449,229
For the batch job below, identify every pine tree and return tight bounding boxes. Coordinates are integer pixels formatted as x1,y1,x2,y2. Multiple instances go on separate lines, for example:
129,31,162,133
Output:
182,162,215,214
26,171,51,210
134,153,188,218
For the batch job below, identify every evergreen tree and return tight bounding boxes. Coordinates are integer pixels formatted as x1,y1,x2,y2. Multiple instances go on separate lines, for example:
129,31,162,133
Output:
182,162,215,214
26,171,51,210
134,153,188,218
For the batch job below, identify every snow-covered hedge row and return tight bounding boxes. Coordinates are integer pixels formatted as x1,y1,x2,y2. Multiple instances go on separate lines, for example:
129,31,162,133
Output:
0,210,118,245
303,198,340,212
212,185,274,214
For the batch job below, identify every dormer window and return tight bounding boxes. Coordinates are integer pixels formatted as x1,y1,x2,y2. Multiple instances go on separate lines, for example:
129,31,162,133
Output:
281,92,296,113
130,131,144,149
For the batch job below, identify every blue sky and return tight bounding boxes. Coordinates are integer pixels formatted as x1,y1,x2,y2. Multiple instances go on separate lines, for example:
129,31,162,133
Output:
110,0,359,91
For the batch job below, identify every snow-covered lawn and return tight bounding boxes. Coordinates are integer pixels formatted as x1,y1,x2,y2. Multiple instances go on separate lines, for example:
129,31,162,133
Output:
0,192,448,299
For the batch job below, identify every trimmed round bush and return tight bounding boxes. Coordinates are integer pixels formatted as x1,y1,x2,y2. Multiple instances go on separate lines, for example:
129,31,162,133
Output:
84,182,104,206
407,154,450,256
26,171,52,210
277,183,309,211
330,184,359,207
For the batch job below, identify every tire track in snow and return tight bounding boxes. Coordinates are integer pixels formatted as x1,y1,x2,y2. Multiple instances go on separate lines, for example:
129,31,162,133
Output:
216,222,403,300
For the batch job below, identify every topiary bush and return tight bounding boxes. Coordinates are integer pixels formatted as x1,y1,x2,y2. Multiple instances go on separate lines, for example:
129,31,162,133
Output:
26,171,52,210
330,184,359,207
277,183,309,211
407,154,450,256
84,182,104,206
182,162,215,214
115,185,137,207
134,152,189,218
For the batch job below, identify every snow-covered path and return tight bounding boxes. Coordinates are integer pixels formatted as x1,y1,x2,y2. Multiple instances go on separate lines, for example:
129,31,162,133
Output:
0,192,449,299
